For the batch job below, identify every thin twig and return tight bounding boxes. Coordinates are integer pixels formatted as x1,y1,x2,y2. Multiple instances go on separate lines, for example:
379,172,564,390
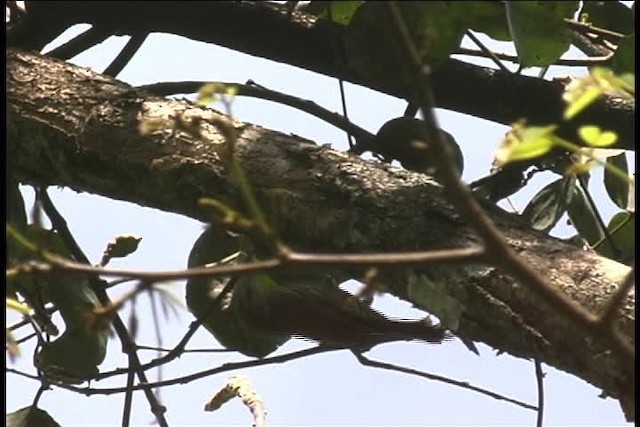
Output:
136,344,233,353
121,359,135,427
7,243,485,284
32,383,48,408
327,4,355,149
534,359,545,427
384,2,633,367
90,277,239,382
352,351,537,411
12,346,340,396
455,47,613,67
464,31,510,72
576,175,620,259
37,188,169,427
103,32,149,77
564,19,625,42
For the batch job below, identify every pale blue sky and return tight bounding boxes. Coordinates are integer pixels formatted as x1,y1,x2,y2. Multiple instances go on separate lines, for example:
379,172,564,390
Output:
7,22,633,426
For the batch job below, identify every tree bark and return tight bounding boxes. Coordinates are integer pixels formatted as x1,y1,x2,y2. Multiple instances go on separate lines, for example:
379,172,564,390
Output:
7,49,635,419
12,1,635,151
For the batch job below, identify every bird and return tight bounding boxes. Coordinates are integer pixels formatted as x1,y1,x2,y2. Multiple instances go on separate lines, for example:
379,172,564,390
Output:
186,226,452,358
236,270,452,351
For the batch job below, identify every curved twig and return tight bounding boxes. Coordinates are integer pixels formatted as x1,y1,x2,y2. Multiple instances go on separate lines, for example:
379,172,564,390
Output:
353,351,537,411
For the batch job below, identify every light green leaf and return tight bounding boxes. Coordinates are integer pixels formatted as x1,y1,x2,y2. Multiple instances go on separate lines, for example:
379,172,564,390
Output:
578,126,618,147
563,85,603,120
495,124,557,165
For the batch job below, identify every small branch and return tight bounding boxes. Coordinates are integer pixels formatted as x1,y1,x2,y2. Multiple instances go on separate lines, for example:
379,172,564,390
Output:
385,2,634,369
8,243,485,284
455,46,613,67
103,32,149,77
45,26,110,60
32,383,49,408
36,188,169,427
564,19,625,42
352,351,537,411
464,31,510,73
136,80,374,144
534,359,545,427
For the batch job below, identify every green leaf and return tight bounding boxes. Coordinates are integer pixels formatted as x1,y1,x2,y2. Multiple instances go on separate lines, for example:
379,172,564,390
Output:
9,225,109,379
506,1,579,67
302,1,364,25
597,211,634,265
35,328,108,384
346,2,466,88
567,181,605,245
522,176,574,233
563,85,603,120
611,33,635,74
604,153,629,209
7,406,61,427
578,125,618,147
580,1,635,35
464,1,512,41
494,124,557,165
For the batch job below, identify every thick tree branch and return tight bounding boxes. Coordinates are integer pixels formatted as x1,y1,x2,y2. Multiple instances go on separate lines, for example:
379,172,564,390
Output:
6,49,635,419
15,1,635,151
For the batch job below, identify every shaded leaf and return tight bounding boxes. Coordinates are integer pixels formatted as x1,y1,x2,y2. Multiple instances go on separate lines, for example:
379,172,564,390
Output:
346,2,466,88
506,1,579,67
7,406,61,427
580,1,635,35
10,226,109,381
604,153,629,209
611,33,635,74
464,1,512,41
35,327,108,384
567,182,605,245
597,211,634,265
522,176,574,232
302,1,364,25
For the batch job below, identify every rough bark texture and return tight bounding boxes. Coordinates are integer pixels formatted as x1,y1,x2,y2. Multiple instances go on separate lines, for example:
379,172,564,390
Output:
7,49,635,418
10,1,635,151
